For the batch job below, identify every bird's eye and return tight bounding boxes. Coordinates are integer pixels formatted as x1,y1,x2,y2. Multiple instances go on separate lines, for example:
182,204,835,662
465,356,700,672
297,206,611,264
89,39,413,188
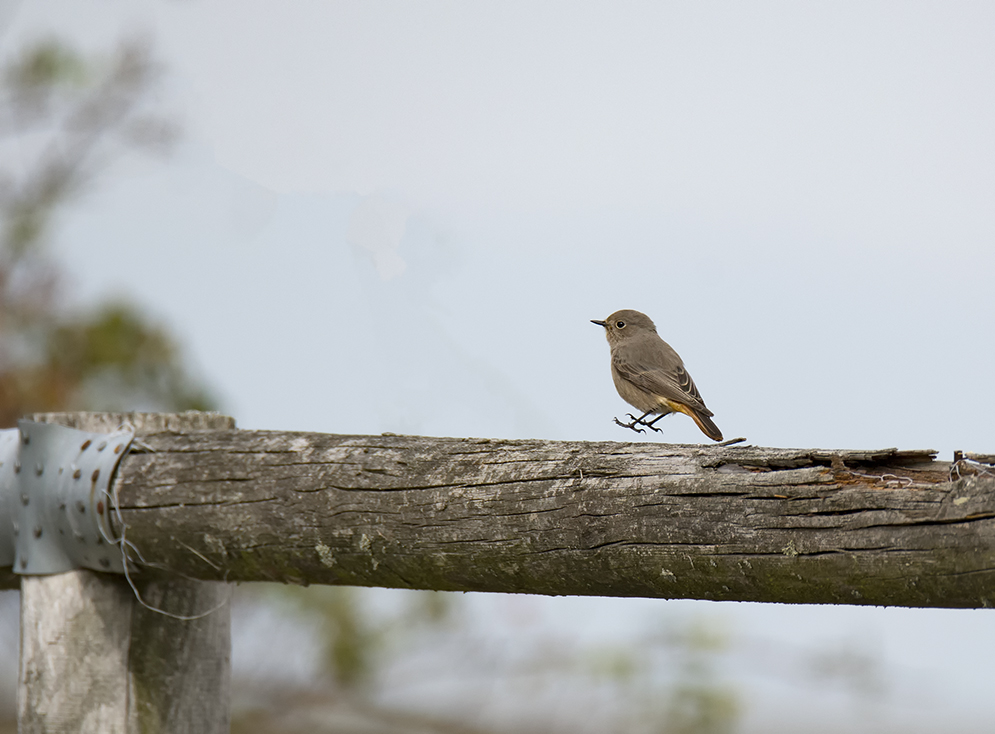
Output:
616,320,625,328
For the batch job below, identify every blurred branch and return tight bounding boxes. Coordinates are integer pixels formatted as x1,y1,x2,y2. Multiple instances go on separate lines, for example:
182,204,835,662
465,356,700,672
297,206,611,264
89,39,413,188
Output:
0,37,210,426
0,38,176,264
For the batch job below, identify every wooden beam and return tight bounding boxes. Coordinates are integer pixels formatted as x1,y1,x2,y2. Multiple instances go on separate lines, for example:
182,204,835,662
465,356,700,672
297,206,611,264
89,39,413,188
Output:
21,426,989,609
4,416,995,608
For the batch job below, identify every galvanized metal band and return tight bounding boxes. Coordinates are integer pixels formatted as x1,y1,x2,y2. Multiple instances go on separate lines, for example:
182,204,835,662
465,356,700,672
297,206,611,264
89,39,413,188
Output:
0,428,18,567
0,421,135,575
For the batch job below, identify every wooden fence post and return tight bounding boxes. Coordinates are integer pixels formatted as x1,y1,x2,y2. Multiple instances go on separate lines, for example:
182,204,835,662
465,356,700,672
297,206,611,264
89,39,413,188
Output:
17,412,233,734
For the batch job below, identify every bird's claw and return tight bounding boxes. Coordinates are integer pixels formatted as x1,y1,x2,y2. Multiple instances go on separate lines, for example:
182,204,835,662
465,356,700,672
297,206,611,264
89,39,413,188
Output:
614,413,664,434
642,418,664,433
614,415,647,433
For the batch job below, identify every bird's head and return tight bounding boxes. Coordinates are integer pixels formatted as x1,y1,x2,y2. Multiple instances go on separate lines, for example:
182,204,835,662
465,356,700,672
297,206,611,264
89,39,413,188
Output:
591,309,657,346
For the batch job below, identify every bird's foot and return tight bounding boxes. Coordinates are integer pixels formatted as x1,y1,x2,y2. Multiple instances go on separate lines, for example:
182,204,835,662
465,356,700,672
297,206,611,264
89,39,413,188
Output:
613,413,662,434
613,415,646,433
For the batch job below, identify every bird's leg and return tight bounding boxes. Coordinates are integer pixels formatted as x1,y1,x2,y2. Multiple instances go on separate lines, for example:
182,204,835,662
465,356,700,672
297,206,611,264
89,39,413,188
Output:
613,411,661,434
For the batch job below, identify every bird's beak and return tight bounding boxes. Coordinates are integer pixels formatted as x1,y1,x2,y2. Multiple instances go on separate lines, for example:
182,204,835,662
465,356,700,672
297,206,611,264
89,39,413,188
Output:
591,319,607,327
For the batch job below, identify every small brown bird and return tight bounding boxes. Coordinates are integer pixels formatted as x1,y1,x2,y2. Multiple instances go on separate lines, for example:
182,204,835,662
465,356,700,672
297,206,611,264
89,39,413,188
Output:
592,309,723,441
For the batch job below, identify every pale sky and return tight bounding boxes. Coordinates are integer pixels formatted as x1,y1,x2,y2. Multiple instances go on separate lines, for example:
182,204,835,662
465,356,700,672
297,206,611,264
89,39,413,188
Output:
3,0,993,454
2,2,995,730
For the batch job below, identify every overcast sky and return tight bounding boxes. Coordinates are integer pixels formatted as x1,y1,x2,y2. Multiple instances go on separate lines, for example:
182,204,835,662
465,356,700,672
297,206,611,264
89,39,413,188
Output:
3,2,995,730
4,0,993,452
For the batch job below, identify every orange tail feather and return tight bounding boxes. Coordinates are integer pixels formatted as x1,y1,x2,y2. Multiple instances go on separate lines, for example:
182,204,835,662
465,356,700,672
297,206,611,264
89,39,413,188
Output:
671,403,723,442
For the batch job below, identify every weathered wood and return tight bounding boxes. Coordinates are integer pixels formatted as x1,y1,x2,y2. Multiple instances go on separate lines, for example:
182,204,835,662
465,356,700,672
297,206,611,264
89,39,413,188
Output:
62,429,995,608
964,452,995,466
17,413,233,734
18,574,231,733
4,421,995,608
19,573,134,732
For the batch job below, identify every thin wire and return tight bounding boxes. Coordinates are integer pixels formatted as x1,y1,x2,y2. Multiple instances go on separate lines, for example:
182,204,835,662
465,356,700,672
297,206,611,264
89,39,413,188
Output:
119,533,232,621
950,459,995,483
104,422,231,621
843,467,914,488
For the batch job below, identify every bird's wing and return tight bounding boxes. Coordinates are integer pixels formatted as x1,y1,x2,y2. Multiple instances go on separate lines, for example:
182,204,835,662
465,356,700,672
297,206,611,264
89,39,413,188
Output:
612,341,713,416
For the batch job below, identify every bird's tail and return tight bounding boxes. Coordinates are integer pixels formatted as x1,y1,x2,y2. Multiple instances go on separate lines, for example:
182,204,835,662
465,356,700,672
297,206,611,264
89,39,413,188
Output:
672,403,723,442
692,412,723,442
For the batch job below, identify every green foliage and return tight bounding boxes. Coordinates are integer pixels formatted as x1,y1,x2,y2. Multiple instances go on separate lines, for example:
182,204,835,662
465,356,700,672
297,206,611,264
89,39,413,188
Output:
309,587,374,689
665,683,740,734
661,619,740,734
582,646,642,682
265,586,455,690
5,39,87,90
578,616,741,734
47,302,214,412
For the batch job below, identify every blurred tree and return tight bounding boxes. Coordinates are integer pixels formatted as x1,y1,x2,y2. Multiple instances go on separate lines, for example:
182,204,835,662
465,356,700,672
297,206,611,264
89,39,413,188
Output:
267,585,455,690
0,38,213,426
0,38,450,730
661,620,739,734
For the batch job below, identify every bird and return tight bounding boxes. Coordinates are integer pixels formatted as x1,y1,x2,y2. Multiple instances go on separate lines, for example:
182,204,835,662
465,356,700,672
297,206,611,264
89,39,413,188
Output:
591,309,723,441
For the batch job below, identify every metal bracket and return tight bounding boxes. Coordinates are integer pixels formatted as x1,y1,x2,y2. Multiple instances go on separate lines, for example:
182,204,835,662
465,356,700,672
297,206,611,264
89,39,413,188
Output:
0,420,135,575
0,428,17,568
